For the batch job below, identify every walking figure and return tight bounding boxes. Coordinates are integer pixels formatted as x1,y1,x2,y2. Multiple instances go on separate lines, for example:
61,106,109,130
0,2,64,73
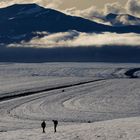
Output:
52,120,58,133
41,121,46,133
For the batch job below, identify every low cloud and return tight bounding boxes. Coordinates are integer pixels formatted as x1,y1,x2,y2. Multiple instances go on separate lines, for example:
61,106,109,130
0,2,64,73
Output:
65,6,103,19
65,0,140,24
104,2,126,14
99,0,140,18
11,31,140,48
116,15,140,25
64,6,108,25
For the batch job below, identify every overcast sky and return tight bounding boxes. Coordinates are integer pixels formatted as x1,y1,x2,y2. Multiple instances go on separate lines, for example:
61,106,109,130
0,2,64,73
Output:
0,0,140,22
58,0,127,10
0,0,128,9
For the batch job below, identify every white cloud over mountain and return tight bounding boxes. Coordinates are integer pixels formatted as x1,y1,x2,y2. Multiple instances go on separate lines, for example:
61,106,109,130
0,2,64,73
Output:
65,0,140,21
65,6,103,19
12,31,140,48
104,2,126,14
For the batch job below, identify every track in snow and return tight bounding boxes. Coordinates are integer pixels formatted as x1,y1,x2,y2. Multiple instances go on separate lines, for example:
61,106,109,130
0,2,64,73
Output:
0,79,103,102
9,79,140,123
1,67,140,102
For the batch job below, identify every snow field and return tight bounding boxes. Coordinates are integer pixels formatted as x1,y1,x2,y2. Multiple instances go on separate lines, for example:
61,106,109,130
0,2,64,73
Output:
1,117,140,140
0,63,140,140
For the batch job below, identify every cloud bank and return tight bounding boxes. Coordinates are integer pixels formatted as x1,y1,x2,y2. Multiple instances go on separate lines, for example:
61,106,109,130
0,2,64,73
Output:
65,0,140,23
9,31,140,48
3,32,140,63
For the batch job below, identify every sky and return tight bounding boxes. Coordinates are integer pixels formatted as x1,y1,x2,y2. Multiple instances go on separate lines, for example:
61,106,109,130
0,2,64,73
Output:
0,0,140,18
58,0,127,10
0,0,130,10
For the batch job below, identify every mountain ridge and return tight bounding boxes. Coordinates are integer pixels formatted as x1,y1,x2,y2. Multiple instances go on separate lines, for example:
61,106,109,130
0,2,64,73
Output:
0,4,140,44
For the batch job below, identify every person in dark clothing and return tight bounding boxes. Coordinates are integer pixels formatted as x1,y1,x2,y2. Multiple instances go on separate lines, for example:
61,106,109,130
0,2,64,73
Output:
41,121,46,133
52,120,58,133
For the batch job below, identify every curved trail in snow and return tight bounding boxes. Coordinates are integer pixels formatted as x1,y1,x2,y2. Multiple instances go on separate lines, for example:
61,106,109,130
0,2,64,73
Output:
8,79,140,123
8,79,106,122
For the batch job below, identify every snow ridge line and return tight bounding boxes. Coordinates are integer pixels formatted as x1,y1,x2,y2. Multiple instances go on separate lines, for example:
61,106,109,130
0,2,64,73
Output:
0,79,104,102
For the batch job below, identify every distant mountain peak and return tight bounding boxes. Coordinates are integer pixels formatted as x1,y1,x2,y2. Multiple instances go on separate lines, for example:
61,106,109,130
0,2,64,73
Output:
106,13,118,20
0,4,140,44
1,3,44,14
105,13,140,26
6,3,41,8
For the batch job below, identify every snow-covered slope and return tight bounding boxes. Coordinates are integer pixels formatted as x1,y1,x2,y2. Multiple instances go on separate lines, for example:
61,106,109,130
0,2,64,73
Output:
0,63,140,140
0,62,140,98
1,117,140,140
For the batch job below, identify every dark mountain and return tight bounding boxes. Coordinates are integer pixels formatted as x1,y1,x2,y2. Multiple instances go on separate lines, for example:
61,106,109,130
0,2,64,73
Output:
0,4,140,44
105,13,140,26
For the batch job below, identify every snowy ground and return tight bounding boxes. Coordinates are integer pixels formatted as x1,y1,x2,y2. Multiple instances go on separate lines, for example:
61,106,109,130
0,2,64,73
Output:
0,62,140,140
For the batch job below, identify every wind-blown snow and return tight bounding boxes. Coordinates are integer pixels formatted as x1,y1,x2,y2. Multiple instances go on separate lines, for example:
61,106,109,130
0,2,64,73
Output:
0,62,140,140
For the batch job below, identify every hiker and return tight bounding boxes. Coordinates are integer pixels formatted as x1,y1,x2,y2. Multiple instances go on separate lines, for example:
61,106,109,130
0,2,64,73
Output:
52,120,58,133
41,120,46,133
